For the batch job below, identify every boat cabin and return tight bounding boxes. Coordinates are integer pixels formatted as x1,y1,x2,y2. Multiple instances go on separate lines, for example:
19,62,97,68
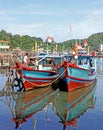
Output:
38,55,65,70
77,56,97,70
30,54,70,70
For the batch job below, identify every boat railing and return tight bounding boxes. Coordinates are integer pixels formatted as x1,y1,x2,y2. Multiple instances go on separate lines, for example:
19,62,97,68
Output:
30,54,49,69
36,54,49,64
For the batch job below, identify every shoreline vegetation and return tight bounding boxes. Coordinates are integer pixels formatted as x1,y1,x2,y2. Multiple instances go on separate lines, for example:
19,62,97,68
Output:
0,30,103,52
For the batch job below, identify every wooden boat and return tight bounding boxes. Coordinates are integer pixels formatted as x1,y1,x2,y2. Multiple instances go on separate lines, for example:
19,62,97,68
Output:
11,54,70,91
54,81,96,129
12,62,59,91
60,55,97,91
11,87,59,129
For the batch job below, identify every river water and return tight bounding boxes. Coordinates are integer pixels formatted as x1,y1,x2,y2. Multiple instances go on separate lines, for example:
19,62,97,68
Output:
0,58,103,130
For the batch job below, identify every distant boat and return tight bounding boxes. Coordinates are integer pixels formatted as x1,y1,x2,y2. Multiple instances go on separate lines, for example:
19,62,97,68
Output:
78,48,87,56
11,87,59,129
54,81,96,129
60,55,97,91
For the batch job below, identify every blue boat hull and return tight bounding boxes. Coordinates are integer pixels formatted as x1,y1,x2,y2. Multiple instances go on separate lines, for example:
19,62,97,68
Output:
61,57,97,91
21,69,59,91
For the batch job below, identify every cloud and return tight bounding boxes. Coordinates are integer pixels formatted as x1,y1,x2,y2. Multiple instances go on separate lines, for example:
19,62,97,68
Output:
0,11,13,22
0,0,103,42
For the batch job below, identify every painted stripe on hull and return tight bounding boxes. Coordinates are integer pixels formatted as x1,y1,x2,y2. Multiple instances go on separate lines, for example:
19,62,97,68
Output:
23,75,59,90
68,67,96,81
22,70,58,78
21,70,59,91
65,78,95,92
23,80,51,91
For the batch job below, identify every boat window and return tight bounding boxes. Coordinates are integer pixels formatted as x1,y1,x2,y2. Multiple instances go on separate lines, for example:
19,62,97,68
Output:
78,60,83,65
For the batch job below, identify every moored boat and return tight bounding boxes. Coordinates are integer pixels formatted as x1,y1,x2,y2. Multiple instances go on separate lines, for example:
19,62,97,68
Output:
60,55,97,91
11,54,70,91
12,62,59,91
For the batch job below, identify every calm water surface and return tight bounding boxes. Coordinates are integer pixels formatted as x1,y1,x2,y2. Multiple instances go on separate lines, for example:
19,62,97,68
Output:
0,58,103,130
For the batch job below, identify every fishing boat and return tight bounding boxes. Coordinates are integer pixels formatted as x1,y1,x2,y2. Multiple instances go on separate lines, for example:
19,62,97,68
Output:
54,81,96,129
59,55,97,92
10,87,59,129
11,62,60,91
11,53,70,91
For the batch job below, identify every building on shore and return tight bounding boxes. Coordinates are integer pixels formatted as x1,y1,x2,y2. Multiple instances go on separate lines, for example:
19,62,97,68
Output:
0,40,11,67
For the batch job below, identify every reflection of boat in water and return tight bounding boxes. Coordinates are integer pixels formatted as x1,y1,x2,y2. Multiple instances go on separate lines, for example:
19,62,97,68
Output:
9,87,59,129
54,80,96,129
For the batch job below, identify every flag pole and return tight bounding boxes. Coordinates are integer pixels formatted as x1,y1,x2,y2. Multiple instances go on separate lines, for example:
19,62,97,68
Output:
68,25,73,53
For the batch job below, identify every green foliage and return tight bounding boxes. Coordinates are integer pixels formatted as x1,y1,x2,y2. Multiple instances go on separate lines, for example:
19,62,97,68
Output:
59,33,103,51
0,30,44,51
0,30,103,52
87,33,103,51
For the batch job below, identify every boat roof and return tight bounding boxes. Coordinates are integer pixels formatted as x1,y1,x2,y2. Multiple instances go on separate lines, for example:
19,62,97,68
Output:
78,55,96,58
36,54,69,59
76,56,96,61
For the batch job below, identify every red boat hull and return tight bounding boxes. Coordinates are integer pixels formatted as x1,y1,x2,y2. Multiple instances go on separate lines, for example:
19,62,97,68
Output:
67,80,94,92
23,80,52,91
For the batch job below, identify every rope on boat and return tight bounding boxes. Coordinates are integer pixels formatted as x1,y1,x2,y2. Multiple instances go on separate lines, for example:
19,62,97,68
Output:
15,66,68,90
7,65,67,92
3,67,22,91
2,66,22,92
8,54,68,91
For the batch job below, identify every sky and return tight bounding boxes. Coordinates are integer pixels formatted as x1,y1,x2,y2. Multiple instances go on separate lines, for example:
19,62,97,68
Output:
0,0,103,42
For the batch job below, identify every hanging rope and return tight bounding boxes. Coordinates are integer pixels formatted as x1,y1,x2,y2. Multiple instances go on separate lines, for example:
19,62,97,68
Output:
14,66,67,90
